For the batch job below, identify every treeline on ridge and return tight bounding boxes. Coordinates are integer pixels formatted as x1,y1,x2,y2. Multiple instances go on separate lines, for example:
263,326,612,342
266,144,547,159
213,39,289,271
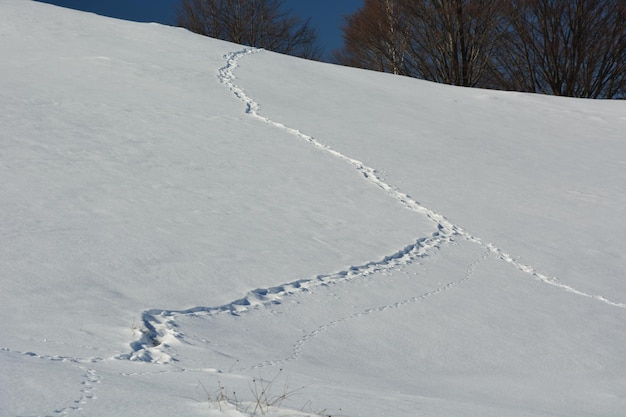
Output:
177,0,626,99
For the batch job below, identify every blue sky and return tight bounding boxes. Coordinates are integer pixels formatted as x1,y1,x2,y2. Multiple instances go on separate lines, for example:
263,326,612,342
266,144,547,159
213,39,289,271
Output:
35,0,363,59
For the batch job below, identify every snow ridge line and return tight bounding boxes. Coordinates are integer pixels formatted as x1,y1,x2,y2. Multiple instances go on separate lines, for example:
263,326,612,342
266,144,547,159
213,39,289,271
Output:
220,48,626,310
123,231,452,363
242,249,492,372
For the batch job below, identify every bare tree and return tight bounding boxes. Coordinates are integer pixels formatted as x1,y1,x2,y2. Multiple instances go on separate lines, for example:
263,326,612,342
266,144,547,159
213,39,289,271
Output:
336,0,625,98
492,0,626,98
178,0,322,60
401,0,511,87
334,0,411,75
335,0,509,87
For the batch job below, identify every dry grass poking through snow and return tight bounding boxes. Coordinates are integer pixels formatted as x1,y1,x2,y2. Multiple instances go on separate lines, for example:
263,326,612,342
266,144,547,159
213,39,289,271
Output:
198,369,335,417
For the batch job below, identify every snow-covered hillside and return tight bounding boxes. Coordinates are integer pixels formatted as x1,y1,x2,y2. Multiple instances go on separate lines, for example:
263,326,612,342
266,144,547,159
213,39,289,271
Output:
2,1,626,416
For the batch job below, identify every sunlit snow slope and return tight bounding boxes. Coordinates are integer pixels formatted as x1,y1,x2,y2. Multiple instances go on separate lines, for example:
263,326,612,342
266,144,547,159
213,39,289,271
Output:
2,1,626,416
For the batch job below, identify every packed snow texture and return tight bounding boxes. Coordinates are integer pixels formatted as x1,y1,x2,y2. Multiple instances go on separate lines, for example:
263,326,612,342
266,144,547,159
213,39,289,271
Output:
2,1,626,416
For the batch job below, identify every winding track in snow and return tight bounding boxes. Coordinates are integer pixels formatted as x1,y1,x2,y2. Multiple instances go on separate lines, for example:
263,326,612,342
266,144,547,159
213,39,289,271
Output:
122,231,452,363
126,47,626,364
218,48,626,310
242,248,492,371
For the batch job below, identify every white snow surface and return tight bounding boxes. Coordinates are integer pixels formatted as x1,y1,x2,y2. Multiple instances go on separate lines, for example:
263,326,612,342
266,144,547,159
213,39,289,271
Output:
2,1,626,416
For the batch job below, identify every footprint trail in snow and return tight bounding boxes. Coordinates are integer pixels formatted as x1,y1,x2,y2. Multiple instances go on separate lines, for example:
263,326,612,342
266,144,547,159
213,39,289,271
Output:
241,248,492,372
218,48,626,310
125,47,626,365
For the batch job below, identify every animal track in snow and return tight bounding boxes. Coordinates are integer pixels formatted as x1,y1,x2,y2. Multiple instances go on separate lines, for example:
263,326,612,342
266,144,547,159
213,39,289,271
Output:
123,231,453,363
125,47,626,364
218,48,626,310
0,347,101,416
54,367,100,415
242,249,492,371
0,346,103,364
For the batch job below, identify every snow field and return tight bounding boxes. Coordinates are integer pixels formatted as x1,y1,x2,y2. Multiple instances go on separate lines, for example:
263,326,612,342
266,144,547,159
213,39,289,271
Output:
2,1,626,416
